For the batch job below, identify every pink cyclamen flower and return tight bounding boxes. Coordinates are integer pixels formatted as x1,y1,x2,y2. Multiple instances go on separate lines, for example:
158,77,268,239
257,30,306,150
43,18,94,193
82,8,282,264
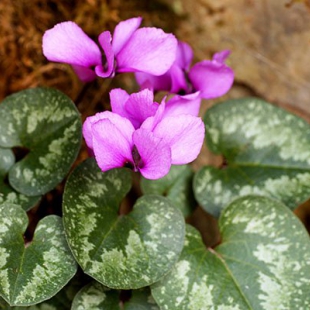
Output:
109,88,159,129
135,41,234,100
83,95,205,180
109,88,200,128
42,17,178,82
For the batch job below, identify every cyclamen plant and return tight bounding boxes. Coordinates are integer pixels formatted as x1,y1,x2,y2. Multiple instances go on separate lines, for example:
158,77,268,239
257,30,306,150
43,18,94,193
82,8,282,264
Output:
1,16,310,310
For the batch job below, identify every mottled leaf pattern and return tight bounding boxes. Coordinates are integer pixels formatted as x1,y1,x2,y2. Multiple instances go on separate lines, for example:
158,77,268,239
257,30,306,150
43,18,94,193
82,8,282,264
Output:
152,196,310,309
71,282,119,310
71,281,159,310
0,88,82,196
141,165,196,217
63,158,185,289
194,98,310,217
0,275,80,309
0,204,77,306
0,148,40,211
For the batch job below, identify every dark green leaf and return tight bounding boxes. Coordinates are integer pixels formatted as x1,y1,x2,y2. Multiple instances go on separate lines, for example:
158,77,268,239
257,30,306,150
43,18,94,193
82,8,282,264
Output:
124,287,159,310
0,148,40,211
0,88,81,196
141,165,196,217
194,98,310,217
63,158,185,289
71,282,119,310
0,204,77,306
152,196,310,309
71,282,159,310
0,275,81,309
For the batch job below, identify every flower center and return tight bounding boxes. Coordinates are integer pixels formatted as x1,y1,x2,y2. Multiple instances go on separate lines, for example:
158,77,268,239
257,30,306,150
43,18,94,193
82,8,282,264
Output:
132,145,143,171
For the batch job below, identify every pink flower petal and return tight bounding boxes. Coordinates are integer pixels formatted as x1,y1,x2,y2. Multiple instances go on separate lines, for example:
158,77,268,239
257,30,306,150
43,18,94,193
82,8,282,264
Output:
72,65,97,82
95,31,115,78
42,21,101,68
135,71,172,92
168,64,189,93
135,62,188,94
213,50,231,63
91,117,135,171
133,128,171,179
188,52,234,99
82,111,134,150
124,89,158,128
116,28,177,75
152,115,205,164
110,89,159,129
110,88,130,116
83,113,105,150
112,17,142,55
135,63,188,94
140,100,166,132
175,41,193,70
134,42,191,93
165,92,201,117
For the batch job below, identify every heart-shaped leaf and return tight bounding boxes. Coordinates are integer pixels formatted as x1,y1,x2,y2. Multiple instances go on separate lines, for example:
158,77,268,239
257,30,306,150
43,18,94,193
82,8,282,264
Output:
0,275,81,310
71,282,119,310
0,203,77,306
152,196,310,309
194,98,310,217
71,282,159,310
0,87,82,196
0,148,40,211
63,158,185,289
141,165,196,217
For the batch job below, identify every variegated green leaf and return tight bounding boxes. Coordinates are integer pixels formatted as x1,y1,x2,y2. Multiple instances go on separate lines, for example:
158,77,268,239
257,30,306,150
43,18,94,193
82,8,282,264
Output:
0,203,77,306
0,88,81,196
194,98,310,217
71,282,119,310
0,148,14,175
0,274,81,310
152,196,310,309
0,148,40,211
63,158,185,289
141,165,196,217
71,282,159,310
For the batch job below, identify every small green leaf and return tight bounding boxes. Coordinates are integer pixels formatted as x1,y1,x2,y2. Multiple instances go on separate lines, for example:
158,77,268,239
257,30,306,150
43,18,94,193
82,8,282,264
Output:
124,287,159,310
0,275,81,309
71,282,159,310
141,165,196,217
0,203,77,306
0,148,14,175
63,158,185,289
71,282,119,310
0,88,82,196
0,148,40,211
152,196,310,309
194,98,310,217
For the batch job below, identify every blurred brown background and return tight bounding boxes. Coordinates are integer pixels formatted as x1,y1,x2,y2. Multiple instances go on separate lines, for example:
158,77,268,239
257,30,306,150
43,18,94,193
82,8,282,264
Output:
1,0,310,111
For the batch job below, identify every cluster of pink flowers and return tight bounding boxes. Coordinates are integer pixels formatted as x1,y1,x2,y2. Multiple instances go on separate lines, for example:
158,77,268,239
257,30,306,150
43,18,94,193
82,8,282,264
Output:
43,17,234,179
